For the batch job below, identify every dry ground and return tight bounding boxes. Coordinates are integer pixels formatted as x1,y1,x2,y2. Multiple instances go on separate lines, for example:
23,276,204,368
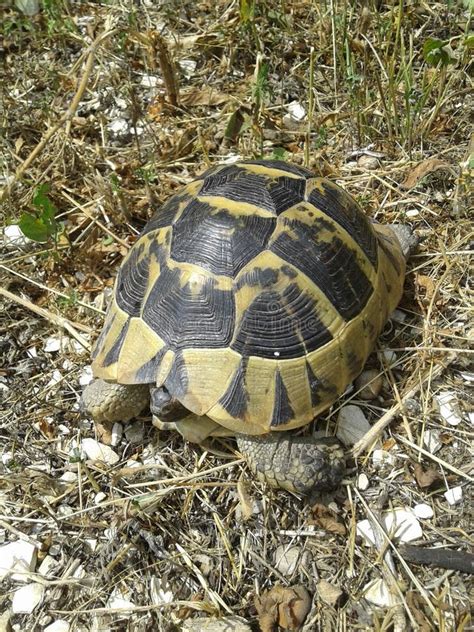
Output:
1,1,473,631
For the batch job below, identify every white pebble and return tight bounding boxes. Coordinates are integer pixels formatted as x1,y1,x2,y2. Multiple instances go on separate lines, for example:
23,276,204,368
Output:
108,118,129,135
26,346,37,358
287,100,306,120
435,391,463,426
94,492,107,505
413,503,434,519
336,405,371,446
12,583,44,613
405,209,420,218
444,486,462,506
107,588,135,611
38,555,57,577
79,366,94,386
380,349,397,366
372,449,396,467
111,422,123,446
44,621,70,632
363,578,401,607
357,473,370,491
422,429,442,454
46,369,62,388
0,540,37,582
44,336,66,353
149,576,174,605
3,224,32,248
357,508,422,546
391,309,407,323
81,438,120,465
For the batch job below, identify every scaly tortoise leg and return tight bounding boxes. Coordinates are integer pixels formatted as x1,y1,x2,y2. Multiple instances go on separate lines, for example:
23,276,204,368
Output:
236,433,345,494
81,379,149,423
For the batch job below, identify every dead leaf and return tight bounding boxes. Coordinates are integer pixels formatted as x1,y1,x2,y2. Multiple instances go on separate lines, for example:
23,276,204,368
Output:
180,87,232,107
308,503,346,536
255,585,311,632
401,158,453,189
415,274,436,301
413,463,441,489
316,580,344,607
406,591,433,632
237,479,254,521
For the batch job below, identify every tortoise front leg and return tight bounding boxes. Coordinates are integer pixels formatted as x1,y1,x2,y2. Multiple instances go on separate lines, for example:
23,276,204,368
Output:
236,433,345,494
81,379,150,423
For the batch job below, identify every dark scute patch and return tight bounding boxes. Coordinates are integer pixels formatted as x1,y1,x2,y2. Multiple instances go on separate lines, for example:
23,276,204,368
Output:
142,190,191,233
377,232,402,275
200,168,276,213
231,284,332,359
306,362,337,407
142,265,235,349
218,358,248,418
240,160,314,178
115,242,150,317
236,267,279,289
346,350,363,376
102,319,130,367
148,237,170,266
307,181,378,266
271,370,294,427
171,198,276,277
281,264,298,279
135,347,167,383
268,177,306,215
164,351,188,399
271,228,374,321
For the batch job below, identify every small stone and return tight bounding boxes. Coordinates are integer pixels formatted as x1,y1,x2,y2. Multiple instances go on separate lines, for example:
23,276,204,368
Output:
46,370,62,388
444,486,462,506
384,508,423,543
44,621,70,632
3,224,32,248
358,155,380,170
38,555,57,577
336,405,371,446
107,588,135,611
111,423,123,446
355,369,383,400
180,59,197,77
108,118,129,136
0,540,37,582
124,422,144,444
391,309,407,323
381,349,397,366
363,578,401,607
274,546,311,576
316,579,343,606
357,473,370,491
79,366,93,387
423,429,442,454
149,576,174,605
357,508,422,546
86,539,98,552
12,583,44,614
81,439,120,465
413,503,434,519
405,209,420,218
59,472,77,483
94,492,107,505
44,336,67,353
435,391,463,426
372,449,396,467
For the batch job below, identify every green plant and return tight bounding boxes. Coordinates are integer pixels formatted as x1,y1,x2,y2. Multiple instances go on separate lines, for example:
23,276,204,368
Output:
19,184,59,243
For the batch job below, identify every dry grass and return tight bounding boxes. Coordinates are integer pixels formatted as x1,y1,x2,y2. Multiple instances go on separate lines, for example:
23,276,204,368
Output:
1,1,473,631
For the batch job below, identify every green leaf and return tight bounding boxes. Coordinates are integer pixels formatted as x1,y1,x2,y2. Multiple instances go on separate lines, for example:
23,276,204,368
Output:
239,0,255,24
19,184,58,242
422,37,455,67
464,33,474,49
18,213,51,242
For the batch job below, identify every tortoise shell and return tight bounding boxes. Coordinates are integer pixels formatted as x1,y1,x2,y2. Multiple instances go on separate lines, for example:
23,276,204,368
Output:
91,160,405,435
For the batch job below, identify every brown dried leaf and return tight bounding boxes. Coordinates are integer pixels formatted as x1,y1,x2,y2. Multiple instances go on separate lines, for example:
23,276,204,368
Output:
416,274,436,301
236,479,254,521
255,585,311,632
309,503,346,536
401,158,452,189
180,87,232,107
413,463,441,489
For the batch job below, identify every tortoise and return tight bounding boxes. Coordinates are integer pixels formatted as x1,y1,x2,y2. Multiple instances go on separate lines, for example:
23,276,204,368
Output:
82,160,415,494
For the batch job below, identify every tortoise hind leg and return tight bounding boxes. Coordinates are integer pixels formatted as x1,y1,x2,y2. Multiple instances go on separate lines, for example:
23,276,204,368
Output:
81,379,149,423
236,433,345,494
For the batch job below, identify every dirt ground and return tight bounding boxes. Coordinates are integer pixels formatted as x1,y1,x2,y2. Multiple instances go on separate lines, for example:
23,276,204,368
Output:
1,1,473,631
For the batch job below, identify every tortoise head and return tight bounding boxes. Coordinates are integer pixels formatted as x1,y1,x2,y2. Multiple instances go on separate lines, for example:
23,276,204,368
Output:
150,386,189,422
